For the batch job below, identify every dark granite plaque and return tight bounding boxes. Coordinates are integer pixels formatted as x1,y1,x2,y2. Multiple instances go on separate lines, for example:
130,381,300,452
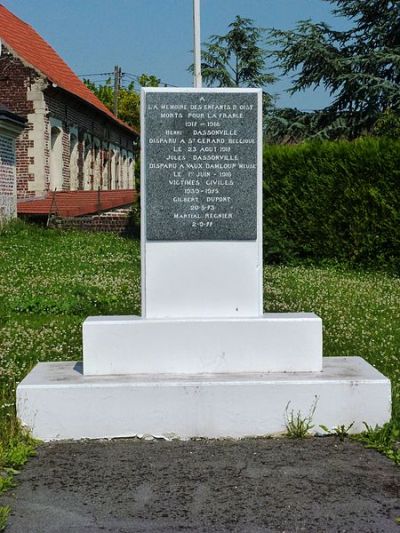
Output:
144,90,258,241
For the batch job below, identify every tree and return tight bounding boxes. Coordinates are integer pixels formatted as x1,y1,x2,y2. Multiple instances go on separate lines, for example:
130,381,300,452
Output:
190,16,275,100
264,108,323,144
84,74,160,131
84,78,114,110
138,74,160,87
268,0,400,140
373,108,400,138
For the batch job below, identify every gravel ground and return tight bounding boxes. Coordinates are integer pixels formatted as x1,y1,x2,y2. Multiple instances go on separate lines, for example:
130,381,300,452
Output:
1,437,399,532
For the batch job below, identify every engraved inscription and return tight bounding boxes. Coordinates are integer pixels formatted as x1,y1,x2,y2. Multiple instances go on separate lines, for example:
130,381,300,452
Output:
145,91,258,240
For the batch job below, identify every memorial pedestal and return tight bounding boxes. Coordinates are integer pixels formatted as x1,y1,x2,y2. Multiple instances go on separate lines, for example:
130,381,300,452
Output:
17,357,391,441
83,313,323,375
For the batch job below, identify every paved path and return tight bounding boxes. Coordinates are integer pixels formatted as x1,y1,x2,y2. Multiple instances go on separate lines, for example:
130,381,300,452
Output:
1,437,399,532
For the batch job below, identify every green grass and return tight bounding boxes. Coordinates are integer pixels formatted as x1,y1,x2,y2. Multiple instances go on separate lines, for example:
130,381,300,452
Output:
0,506,10,532
0,220,399,463
0,221,141,467
264,262,400,461
264,264,400,423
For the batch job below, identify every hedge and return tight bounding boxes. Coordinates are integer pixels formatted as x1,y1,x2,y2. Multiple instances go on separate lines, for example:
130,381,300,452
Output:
263,137,400,271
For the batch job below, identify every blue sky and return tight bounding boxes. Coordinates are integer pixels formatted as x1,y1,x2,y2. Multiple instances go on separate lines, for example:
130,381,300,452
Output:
3,0,349,110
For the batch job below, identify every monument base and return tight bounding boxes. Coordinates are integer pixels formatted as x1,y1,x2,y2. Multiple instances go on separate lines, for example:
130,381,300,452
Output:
17,357,391,441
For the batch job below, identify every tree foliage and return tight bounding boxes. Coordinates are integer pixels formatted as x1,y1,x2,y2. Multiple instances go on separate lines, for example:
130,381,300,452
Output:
138,74,160,88
190,16,275,102
264,107,349,144
84,74,160,131
373,108,400,138
268,0,400,141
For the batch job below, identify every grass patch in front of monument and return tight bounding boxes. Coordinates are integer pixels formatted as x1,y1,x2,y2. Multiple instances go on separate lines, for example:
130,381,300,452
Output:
0,505,10,532
264,263,400,461
0,220,141,469
0,220,398,465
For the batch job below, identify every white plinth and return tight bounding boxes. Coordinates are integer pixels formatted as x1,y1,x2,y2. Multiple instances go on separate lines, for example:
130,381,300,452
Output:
144,241,262,318
17,357,391,441
82,313,323,376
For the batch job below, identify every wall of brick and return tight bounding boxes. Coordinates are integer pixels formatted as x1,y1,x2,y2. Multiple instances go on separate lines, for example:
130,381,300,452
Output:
0,47,37,198
0,45,138,199
48,205,139,235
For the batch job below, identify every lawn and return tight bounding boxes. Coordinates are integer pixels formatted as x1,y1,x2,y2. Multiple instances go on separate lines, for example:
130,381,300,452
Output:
0,221,399,455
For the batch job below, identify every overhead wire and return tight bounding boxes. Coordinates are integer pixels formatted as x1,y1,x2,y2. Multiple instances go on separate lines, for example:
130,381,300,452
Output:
79,73,321,111
79,71,177,87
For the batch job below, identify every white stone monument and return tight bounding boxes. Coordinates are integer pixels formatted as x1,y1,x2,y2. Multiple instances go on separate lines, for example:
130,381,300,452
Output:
84,88,322,376
17,88,391,441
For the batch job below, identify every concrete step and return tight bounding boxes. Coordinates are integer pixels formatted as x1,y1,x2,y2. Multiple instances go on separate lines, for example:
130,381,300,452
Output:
17,357,391,441
83,313,323,375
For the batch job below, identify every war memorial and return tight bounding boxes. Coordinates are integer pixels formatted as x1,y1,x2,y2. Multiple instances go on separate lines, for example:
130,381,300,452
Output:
16,87,391,440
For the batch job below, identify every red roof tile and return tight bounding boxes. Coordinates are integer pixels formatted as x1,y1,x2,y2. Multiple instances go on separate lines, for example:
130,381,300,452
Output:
0,4,138,136
18,190,138,217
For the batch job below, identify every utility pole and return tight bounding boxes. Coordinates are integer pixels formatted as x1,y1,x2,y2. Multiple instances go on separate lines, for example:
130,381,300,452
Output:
193,0,202,88
113,65,122,117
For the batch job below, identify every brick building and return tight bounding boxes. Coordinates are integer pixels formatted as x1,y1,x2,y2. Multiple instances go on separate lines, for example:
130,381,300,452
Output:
0,5,139,202
0,104,25,220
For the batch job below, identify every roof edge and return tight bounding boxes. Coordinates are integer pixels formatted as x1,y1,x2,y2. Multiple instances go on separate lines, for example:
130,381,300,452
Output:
1,37,139,137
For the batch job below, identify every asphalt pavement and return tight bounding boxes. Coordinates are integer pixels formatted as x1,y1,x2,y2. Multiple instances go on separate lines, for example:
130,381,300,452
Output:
1,437,399,532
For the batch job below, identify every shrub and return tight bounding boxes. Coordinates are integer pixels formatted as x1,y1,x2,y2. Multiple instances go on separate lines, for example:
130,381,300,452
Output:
127,201,140,238
263,137,400,272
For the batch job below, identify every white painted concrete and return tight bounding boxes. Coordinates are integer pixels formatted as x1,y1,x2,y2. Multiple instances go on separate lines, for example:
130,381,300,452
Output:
83,313,323,375
144,241,262,318
17,357,391,441
141,88,263,319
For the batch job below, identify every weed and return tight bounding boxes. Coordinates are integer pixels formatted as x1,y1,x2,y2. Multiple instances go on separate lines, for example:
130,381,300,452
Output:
284,397,318,438
0,474,14,493
0,427,39,495
320,422,355,441
0,506,10,532
353,422,400,464
2,436,38,469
